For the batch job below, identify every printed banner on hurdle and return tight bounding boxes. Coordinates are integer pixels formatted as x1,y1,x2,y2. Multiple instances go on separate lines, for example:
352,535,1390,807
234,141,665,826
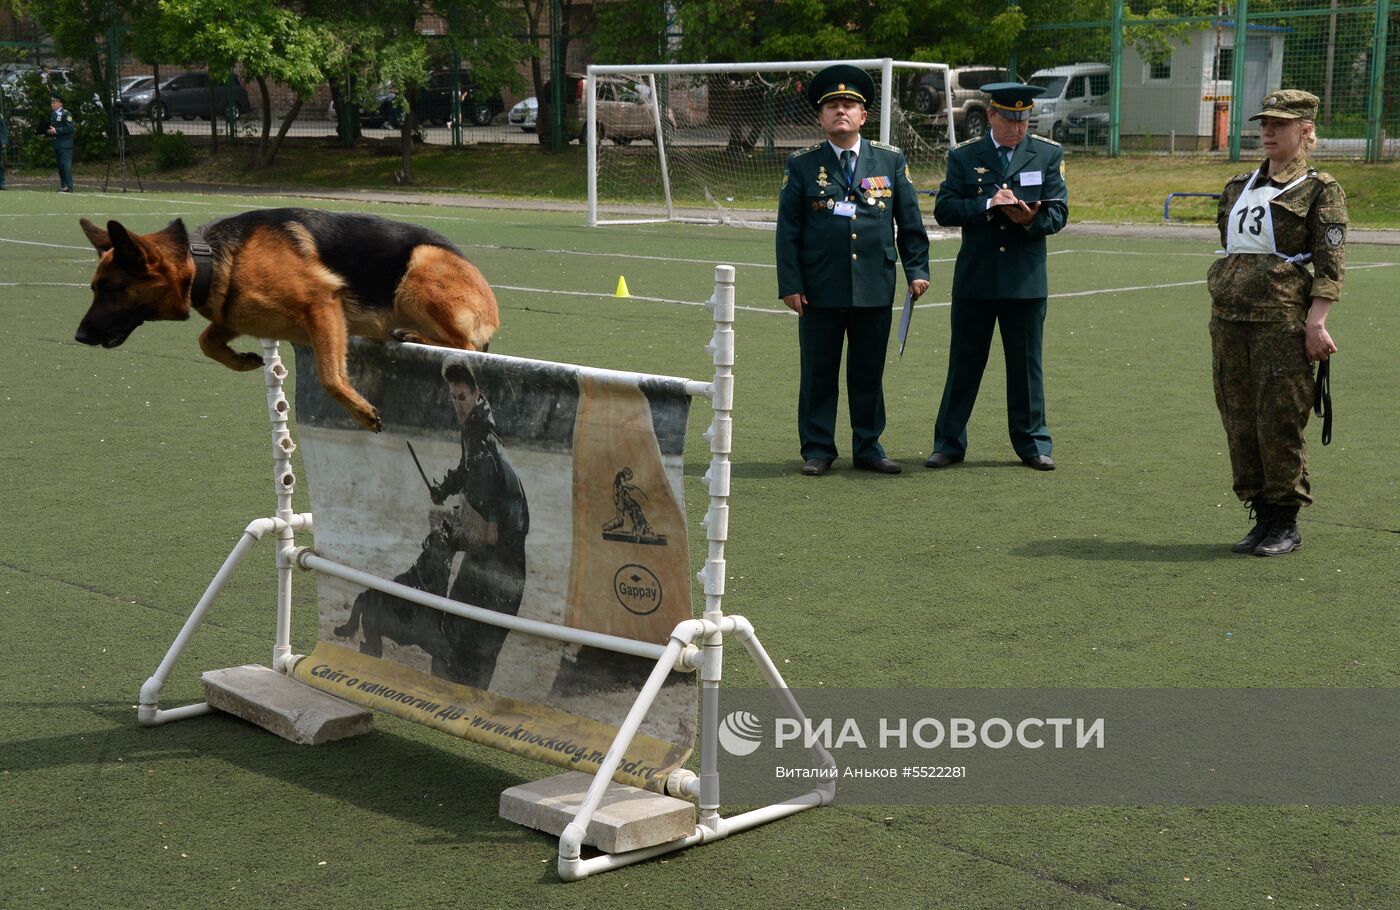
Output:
290,341,696,792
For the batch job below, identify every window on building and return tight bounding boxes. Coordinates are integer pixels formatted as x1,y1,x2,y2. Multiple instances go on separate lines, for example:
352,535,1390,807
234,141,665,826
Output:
1213,47,1234,81
1147,58,1172,80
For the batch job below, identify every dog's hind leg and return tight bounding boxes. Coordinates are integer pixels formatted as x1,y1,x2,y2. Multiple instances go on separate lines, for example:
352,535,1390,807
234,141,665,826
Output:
303,301,382,432
392,246,500,352
199,323,264,372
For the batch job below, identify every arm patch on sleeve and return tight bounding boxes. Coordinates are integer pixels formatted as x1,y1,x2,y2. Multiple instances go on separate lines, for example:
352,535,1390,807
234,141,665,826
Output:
1325,224,1345,249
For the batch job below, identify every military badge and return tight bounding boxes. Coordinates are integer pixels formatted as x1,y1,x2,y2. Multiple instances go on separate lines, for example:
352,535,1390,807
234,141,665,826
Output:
1325,224,1345,248
905,165,911,182
974,167,989,175
781,171,789,190
878,201,886,209
826,197,835,210
1060,159,1066,178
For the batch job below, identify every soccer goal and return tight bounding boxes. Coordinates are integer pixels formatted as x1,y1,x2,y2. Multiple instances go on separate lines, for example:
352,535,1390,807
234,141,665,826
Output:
586,59,955,228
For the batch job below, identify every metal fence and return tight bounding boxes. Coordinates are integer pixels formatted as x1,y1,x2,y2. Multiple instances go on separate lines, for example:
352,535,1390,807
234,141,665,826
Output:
1012,0,1396,160
3,1,1396,168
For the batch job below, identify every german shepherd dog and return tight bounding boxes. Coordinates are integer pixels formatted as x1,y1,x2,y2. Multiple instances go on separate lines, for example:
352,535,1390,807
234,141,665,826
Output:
75,208,498,431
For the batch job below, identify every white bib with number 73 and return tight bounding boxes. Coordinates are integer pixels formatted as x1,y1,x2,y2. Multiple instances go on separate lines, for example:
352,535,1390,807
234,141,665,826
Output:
1225,169,1310,256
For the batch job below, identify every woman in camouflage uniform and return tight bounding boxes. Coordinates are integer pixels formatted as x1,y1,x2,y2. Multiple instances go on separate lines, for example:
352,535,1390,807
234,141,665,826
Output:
1208,90,1346,557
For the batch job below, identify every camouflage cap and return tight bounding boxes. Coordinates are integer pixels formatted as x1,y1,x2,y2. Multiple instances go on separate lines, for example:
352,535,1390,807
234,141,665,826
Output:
1249,89,1319,122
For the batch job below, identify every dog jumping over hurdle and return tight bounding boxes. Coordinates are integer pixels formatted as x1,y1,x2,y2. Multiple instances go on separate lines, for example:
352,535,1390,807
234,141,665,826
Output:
74,208,499,432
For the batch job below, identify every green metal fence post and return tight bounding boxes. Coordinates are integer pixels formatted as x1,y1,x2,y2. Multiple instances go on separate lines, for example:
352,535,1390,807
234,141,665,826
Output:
1007,0,1020,80
450,6,462,148
1109,0,1123,156
340,63,354,149
1228,0,1249,161
224,72,238,141
549,0,563,152
1364,0,1390,161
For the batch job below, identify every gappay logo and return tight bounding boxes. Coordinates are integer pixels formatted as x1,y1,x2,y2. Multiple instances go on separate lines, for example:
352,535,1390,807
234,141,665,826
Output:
613,564,663,615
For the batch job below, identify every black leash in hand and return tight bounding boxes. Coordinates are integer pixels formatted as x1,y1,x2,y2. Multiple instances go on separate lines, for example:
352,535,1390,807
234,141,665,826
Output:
1314,359,1332,446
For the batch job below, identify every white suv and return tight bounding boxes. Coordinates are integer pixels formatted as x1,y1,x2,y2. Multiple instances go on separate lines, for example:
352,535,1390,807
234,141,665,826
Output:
1029,63,1110,143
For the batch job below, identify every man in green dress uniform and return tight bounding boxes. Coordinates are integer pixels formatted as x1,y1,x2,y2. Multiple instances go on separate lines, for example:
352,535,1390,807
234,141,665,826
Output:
777,64,931,477
47,94,75,193
927,83,1068,471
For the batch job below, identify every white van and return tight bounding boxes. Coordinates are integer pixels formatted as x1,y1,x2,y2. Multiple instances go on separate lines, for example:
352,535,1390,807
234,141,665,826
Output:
1028,63,1110,142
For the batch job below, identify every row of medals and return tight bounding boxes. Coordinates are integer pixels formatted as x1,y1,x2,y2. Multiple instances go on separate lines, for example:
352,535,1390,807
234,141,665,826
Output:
814,165,890,209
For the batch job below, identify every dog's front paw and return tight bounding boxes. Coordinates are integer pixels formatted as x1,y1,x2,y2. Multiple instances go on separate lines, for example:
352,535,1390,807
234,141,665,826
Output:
391,328,424,344
354,406,383,433
231,352,264,371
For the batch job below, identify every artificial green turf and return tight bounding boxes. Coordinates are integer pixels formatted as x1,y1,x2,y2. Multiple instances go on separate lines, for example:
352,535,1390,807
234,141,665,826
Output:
1,188,1397,908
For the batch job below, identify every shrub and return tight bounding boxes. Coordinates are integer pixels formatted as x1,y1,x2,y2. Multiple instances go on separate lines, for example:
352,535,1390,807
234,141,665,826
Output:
148,130,194,170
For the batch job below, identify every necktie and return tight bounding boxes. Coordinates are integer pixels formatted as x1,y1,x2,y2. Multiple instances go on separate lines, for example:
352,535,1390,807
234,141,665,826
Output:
841,149,855,188
998,145,1012,170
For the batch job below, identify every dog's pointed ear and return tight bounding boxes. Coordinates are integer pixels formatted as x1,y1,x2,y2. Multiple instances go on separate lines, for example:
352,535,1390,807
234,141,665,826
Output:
106,220,149,273
162,218,189,248
79,218,112,252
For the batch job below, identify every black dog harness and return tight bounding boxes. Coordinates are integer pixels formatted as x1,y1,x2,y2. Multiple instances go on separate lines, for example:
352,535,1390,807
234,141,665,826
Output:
189,233,215,312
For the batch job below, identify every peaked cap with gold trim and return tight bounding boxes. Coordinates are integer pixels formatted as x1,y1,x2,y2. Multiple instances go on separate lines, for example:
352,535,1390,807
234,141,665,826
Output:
805,64,876,108
983,82,1044,121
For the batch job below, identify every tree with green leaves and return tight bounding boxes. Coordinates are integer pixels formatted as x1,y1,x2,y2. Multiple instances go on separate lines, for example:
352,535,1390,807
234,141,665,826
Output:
158,0,341,167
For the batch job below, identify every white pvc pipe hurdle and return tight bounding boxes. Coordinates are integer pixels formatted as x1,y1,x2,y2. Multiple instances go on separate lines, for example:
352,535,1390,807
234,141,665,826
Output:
135,269,833,880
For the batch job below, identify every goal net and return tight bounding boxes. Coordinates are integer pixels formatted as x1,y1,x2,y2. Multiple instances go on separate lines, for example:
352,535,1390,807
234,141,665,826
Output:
586,60,955,228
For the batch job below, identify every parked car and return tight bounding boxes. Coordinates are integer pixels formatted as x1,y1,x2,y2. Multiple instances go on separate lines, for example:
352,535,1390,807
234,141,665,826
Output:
1,66,80,107
1029,63,1109,143
329,87,396,128
118,71,251,121
905,66,1008,141
379,71,504,129
117,75,153,100
508,96,537,132
1065,110,1110,145
537,73,676,144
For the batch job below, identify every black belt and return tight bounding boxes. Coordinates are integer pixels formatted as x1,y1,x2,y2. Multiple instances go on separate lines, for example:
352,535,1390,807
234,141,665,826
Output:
1314,359,1331,446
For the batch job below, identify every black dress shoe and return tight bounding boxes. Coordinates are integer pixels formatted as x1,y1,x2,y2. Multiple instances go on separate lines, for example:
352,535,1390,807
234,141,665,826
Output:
1022,454,1055,471
924,452,963,469
801,458,833,476
854,457,902,475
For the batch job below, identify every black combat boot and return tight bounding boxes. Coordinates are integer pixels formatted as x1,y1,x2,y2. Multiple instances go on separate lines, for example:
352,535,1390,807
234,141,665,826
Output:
1254,504,1302,557
1230,499,1273,554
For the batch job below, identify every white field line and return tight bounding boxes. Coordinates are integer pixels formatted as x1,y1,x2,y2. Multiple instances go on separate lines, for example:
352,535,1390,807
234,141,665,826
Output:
0,237,93,251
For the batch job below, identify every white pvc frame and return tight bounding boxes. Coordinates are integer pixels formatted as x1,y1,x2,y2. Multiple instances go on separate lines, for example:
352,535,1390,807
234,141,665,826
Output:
587,59,954,227
135,266,835,880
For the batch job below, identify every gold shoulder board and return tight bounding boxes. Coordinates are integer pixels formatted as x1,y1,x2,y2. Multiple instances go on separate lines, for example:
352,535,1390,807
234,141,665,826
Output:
954,136,981,149
1032,134,1061,147
870,140,901,153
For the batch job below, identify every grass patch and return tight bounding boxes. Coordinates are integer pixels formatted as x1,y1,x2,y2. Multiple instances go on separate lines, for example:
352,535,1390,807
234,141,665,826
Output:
23,134,1400,227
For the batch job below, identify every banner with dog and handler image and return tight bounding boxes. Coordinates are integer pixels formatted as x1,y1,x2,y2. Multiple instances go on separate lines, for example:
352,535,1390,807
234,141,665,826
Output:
291,341,696,791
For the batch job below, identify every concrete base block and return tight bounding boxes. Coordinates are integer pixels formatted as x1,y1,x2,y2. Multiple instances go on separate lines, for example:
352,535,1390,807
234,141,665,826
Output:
202,664,374,745
500,771,696,854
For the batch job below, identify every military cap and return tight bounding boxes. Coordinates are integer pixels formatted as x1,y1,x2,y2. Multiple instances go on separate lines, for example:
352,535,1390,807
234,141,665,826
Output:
984,82,1044,121
1249,89,1319,122
50,93,65,103
806,64,876,108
